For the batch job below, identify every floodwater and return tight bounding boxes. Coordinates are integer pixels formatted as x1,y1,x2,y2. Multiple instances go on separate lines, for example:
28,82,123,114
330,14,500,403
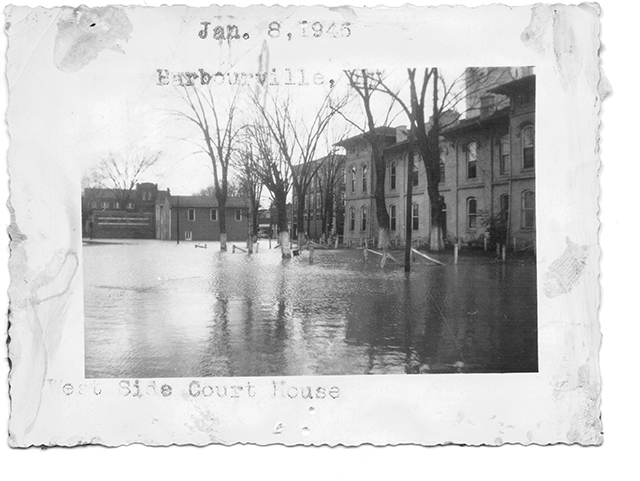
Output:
84,240,537,377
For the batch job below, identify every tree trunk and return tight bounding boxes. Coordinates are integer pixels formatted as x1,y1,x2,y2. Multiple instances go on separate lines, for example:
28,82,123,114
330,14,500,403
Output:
219,203,228,251
250,198,260,238
372,145,391,252
275,192,291,259
378,226,391,251
280,231,291,258
296,193,306,246
429,200,445,250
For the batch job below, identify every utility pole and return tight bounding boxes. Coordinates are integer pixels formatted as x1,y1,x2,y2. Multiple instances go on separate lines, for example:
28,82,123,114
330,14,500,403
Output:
404,133,415,272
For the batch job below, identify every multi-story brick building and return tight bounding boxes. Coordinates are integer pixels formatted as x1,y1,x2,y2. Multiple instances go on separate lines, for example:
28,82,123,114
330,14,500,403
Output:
291,153,346,240
340,68,536,250
339,127,397,245
82,182,170,239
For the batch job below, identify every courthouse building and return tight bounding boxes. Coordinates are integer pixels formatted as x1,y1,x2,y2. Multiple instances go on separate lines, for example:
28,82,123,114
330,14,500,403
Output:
341,67,536,250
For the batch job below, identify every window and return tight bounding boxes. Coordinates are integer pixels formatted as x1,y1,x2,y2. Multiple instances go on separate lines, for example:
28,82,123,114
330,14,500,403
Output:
185,231,192,241
210,209,218,221
500,135,510,174
467,142,478,179
235,209,242,221
467,198,478,229
102,201,109,209
349,208,355,231
361,206,367,231
390,205,397,231
500,194,510,224
522,191,535,229
412,203,419,230
342,168,346,185
188,209,195,221
126,202,134,209
114,202,120,209
91,201,97,209
390,161,397,190
362,164,368,193
439,160,445,183
522,126,535,170
350,166,356,193
412,162,419,186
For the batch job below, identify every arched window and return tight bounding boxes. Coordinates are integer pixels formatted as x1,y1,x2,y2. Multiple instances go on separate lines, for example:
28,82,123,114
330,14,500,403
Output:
412,162,419,186
500,134,510,174
349,207,355,231
467,197,478,229
390,205,397,231
522,126,534,170
522,191,535,229
390,161,397,190
500,194,509,224
362,164,368,193
412,203,419,230
350,165,356,193
361,206,367,231
467,142,478,179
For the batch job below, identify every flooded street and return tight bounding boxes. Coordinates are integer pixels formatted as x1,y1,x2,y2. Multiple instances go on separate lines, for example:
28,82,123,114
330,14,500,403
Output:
84,240,537,377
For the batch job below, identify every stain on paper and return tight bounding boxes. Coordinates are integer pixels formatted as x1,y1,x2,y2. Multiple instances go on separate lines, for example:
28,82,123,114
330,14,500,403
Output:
543,237,588,298
54,5,133,72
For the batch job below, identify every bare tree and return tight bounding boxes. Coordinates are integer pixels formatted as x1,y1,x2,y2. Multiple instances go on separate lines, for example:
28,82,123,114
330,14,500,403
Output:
244,121,292,258
195,179,244,198
251,89,348,247
375,67,511,251
232,146,263,239
171,85,241,251
90,151,160,209
340,69,399,253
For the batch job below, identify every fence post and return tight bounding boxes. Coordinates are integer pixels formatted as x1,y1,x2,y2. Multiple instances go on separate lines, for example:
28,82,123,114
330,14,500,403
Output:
501,244,506,262
454,243,459,265
309,246,314,264
363,246,368,262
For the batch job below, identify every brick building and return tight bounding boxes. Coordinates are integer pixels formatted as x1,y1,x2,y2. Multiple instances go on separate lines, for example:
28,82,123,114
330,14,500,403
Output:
340,68,536,250
291,153,346,240
339,128,397,245
156,195,249,242
82,182,169,239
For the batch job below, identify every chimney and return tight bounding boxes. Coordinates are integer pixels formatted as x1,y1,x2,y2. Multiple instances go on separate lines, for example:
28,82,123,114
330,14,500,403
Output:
395,125,408,143
480,95,496,118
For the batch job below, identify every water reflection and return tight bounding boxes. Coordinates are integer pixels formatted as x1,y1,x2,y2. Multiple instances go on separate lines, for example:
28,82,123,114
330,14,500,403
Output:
84,240,537,377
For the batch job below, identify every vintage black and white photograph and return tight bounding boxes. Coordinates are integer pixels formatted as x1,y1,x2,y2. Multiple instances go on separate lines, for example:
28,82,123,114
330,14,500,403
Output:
81,65,537,378
6,2,603,448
